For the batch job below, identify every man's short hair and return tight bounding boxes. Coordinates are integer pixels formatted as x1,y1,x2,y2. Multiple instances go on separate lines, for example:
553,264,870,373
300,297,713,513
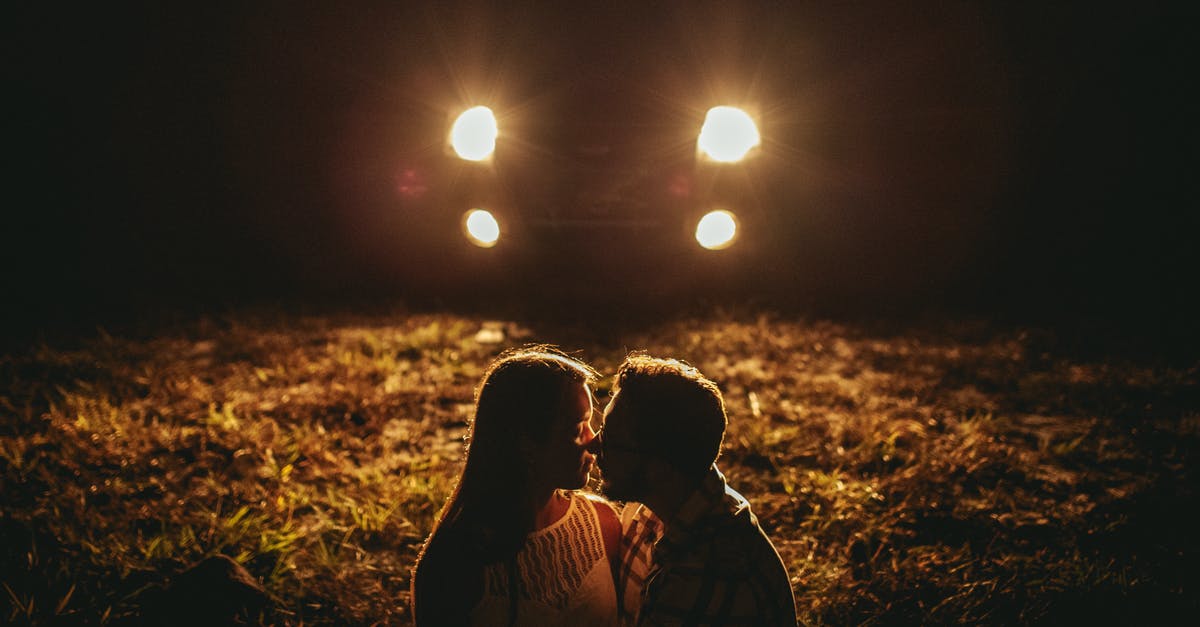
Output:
612,354,727,478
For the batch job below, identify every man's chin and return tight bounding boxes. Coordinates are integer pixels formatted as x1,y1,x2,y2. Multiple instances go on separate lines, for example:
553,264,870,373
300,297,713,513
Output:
599,479,640,503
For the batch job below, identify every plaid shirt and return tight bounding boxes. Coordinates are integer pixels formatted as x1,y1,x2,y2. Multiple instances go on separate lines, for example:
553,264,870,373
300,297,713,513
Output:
617,466,797,626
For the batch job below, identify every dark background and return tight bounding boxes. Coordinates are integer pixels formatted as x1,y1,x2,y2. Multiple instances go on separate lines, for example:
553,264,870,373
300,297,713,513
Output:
5,2,1196,344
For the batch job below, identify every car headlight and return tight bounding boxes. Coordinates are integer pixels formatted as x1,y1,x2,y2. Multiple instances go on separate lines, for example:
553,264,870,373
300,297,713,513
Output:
695,210,738,250
450,106,498,161
463,209,500,247
697,106,760,163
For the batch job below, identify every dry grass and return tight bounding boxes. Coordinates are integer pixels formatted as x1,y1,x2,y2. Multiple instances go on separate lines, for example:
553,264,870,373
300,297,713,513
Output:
1,308,1197,624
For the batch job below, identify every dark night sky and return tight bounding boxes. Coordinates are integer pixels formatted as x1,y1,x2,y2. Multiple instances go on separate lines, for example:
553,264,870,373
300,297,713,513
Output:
5,2,1196,337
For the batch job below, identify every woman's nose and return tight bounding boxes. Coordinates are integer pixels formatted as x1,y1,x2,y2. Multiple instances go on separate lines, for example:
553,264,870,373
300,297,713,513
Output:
580,423,598,449
585,428,603,455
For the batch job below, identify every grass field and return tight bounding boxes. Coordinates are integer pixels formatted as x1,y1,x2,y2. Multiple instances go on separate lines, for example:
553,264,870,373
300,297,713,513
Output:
2,307,1197,624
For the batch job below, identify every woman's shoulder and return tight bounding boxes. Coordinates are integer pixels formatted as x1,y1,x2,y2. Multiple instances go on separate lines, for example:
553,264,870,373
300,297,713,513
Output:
571,487,624,516
569,491,622,548
571,490,621,514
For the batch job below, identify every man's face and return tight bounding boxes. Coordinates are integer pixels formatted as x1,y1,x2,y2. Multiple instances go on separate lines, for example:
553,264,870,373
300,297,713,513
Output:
595,389,650,502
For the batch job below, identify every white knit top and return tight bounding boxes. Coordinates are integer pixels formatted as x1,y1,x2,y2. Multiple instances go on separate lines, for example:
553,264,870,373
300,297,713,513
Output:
470,491,618,626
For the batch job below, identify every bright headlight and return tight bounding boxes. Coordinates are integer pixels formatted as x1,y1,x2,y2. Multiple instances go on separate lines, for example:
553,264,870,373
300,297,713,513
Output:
695,210,738,250
450,106,498,161
463,209,500,247
697,106,760,163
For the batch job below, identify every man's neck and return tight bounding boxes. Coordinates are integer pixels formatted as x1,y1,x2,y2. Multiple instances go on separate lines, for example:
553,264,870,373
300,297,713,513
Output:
639,465,700,530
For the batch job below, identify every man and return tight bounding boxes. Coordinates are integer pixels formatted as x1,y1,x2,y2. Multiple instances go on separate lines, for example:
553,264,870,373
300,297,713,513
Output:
592,354,796,626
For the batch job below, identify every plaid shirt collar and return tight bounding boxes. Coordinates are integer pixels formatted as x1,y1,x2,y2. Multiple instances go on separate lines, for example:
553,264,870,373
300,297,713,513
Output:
654,464,747,560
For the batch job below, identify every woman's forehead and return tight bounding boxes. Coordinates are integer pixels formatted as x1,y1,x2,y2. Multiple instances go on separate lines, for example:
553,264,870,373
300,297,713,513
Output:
566,381,592,411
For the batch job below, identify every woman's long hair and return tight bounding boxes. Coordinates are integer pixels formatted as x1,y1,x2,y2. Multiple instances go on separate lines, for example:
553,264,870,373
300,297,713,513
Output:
413,346,596,598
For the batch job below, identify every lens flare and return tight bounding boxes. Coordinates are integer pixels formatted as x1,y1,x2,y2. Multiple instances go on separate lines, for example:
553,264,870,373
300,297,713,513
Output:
695,210,738,250
697,106,760,163
450,106,498,161
463,209,500,247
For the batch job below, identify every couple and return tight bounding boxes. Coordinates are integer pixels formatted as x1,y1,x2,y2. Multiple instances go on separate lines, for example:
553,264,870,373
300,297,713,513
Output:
412,346,795,626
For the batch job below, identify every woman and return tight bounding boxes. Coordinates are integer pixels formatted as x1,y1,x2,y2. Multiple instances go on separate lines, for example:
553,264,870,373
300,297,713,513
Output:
412,346,622,626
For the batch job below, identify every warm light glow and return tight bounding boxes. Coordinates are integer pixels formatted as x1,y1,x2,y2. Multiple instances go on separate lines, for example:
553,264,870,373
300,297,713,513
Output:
463,209,500,247
695,210,738,250
450,106,498,161
697,106,760,163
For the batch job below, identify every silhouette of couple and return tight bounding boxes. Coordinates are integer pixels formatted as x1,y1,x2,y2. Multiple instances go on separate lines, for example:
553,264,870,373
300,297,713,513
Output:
413,347,795,626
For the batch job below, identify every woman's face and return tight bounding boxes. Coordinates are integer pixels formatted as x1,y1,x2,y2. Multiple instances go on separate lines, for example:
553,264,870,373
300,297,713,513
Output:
532,381,597,491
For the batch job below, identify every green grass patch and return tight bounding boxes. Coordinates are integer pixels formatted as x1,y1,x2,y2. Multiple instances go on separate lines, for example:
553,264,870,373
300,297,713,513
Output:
1,310,1196,624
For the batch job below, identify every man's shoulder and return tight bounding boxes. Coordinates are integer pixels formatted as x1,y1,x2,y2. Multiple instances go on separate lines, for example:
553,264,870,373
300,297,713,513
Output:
667,490,790,581
642,522,796,626
672,513,771,569
647,507,796,626
621,502,663,532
